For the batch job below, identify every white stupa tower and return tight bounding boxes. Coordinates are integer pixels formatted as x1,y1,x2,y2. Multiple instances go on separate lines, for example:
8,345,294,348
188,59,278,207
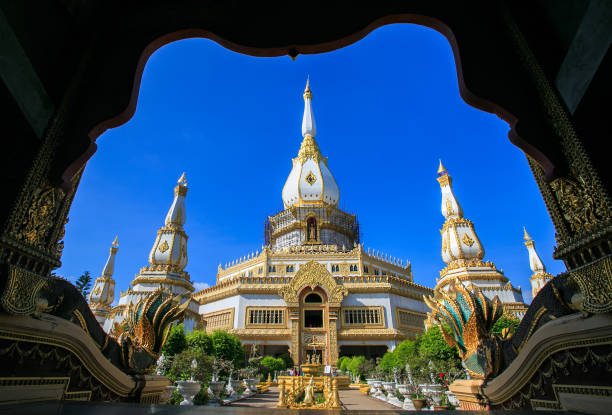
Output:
103,174,198,333
89,236,118,326
282,78,340,209
523,228,553,300
435,161,527,319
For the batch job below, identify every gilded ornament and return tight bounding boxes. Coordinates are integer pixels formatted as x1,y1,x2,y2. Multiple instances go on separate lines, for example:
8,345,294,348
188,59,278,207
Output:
12,185,65,250
158,240,169,253
462,233,475,247
305,171,317,185
569,257,612,314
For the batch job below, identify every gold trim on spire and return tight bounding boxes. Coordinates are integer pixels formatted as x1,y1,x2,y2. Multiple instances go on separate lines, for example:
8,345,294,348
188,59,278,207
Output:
303,76,312,100
112,235,119,247
178,172,187,186
523,227,532,241
437,159,447,175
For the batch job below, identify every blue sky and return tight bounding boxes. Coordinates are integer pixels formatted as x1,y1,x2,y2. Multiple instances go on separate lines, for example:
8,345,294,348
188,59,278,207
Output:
57,24,565,302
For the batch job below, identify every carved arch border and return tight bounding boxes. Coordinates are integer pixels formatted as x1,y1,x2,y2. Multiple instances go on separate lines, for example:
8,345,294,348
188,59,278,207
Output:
58,9,557,188
279,261,347,308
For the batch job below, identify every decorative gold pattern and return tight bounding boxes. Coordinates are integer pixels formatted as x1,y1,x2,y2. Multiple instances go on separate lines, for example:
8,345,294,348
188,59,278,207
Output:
501,5,611,263
462,233,474,247
0,265,47,316
279,261,347,307
158,240,169,253
305,171,317,185
201,308,235,333
569,256,612,313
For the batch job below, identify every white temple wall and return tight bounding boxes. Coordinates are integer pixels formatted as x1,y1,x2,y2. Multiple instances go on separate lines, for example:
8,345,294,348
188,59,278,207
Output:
199,294,286,329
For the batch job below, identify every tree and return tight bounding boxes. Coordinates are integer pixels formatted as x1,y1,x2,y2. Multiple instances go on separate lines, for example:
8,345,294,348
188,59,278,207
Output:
418,326,460,362
337,356,351,372
211,330,244,366
75,271,92,298
378,352,398,373
261,356,285,377
186,330,214,354
347,355,366,378
394,339,418,365
278,353,294,369
492,315,520,336
162,324,188,356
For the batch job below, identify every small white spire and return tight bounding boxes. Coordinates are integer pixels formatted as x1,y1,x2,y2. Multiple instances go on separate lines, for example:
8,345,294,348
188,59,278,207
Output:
165,173,188,226
524,228,546,274
301,77,316,138
101,237,119,278
437,161,463,219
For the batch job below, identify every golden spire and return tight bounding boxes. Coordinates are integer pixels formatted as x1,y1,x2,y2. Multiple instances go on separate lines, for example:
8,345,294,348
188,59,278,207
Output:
303,76,312,100
112,235,119,247
523,227,532,241
178,172,187,187
437,159,447,175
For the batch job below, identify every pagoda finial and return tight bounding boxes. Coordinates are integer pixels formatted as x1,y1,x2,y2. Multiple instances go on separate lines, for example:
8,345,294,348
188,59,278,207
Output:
304,75,311,99
178,172,187,187
302,77,316,137
112,235,119,247
523,227,532,241
437,159,447,175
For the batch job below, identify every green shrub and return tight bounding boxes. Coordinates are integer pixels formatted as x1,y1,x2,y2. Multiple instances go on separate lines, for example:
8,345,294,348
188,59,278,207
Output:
162,323,187,356
278,353,294,369
337,356,351,372
347,356,366,377
186,330,213,354
211,330,245,366
193,389,209,405
169,389,182,405
166,349,214,383
261,356,285,378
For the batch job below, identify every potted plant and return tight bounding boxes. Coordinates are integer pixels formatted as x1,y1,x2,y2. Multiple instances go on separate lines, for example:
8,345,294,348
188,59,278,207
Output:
410,387,428,411
208,358,229,404
176,359,202,406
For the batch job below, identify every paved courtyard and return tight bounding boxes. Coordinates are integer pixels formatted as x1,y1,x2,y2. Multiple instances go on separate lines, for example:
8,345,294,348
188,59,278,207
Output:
232,387,405,411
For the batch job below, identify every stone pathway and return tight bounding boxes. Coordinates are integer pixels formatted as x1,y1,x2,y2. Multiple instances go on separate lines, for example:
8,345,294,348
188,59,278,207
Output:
339,389,403,411
230,387,280,408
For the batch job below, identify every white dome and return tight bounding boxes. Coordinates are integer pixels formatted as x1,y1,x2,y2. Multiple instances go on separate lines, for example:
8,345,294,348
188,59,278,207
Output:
282,136,340,208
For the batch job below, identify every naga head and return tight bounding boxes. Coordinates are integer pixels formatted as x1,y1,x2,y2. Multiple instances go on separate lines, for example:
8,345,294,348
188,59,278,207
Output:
118,288,191,372
424,278,503,379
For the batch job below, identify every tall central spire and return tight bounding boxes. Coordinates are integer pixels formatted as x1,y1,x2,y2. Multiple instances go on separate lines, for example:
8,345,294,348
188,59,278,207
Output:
282,79,339,208
302,77,316,138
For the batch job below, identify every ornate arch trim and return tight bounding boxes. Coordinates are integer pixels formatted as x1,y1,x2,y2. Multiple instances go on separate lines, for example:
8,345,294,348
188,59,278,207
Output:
279,261,347,307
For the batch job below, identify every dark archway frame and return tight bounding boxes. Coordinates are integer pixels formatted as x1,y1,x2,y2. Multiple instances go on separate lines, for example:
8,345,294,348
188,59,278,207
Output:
58,9,559,191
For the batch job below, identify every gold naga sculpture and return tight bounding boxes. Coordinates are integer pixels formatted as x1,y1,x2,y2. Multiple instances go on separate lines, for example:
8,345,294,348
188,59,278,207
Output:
110,288,191,372
424,279,504,379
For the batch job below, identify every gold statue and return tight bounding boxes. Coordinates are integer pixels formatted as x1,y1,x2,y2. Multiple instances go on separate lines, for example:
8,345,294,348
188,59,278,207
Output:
303,377,315,405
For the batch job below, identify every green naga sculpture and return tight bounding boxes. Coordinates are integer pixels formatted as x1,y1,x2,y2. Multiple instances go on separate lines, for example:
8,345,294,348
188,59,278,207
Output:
112,288,192,372
424,279,504,379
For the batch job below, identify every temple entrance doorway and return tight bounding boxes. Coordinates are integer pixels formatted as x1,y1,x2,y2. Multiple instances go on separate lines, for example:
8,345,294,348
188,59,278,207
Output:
299,288,330,366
